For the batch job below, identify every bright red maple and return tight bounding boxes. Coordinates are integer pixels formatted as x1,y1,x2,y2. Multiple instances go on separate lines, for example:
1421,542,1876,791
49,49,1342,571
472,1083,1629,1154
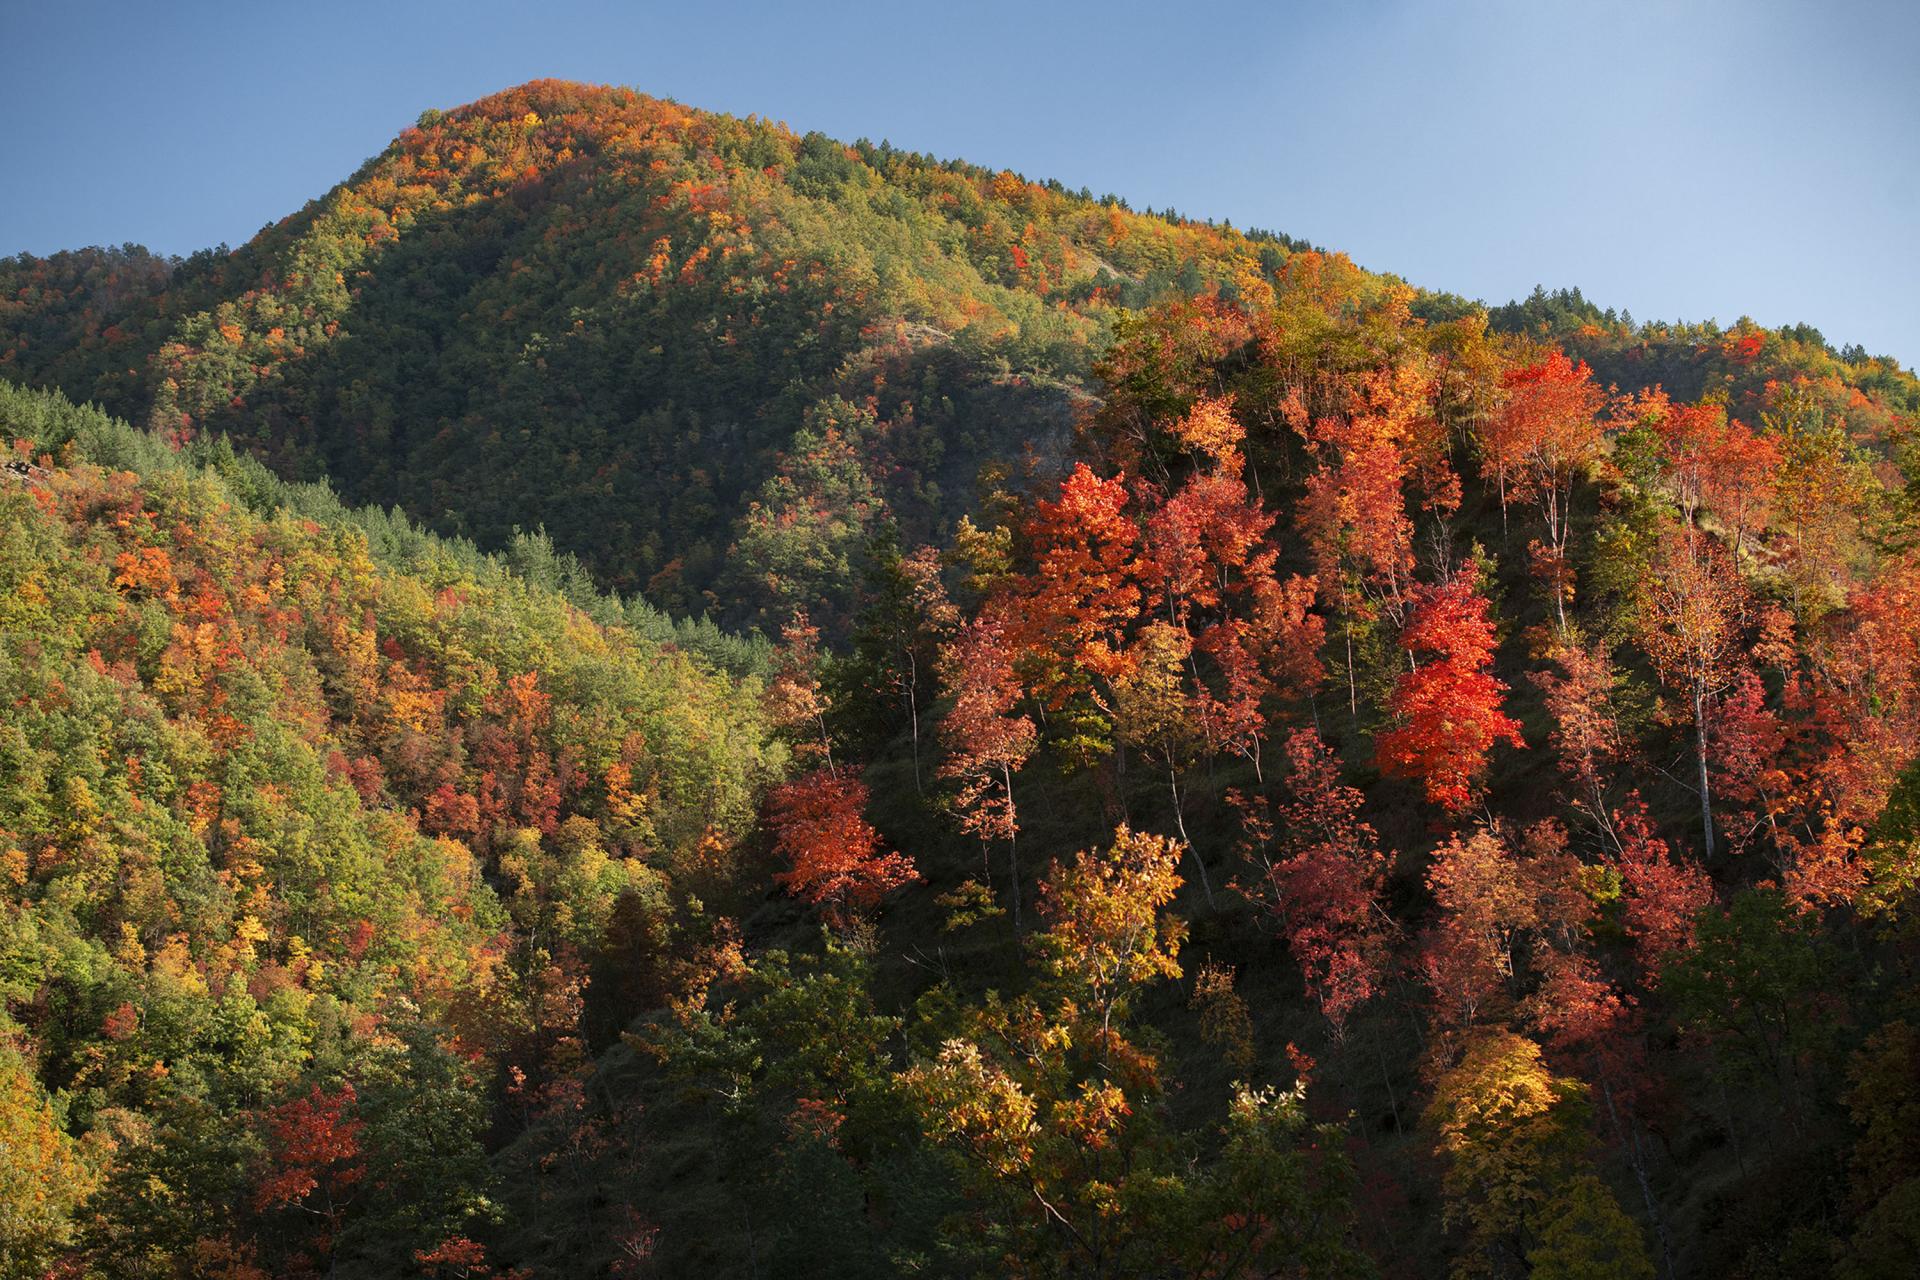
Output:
1376,566,1525,815
1015,463,1141,699
767,767,918,920
255,1083,366,1264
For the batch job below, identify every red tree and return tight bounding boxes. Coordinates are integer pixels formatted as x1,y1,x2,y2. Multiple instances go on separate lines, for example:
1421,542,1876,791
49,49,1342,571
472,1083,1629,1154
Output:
1376,566,1525,816
1256,729,1391,1033
1014,463,1141,703
1609,797,1712,983
1481,351,1605,628
256,1083,366,1267
938,613,1039,924
767,768,917,921
1531,640,1625,846
1419,825,1533,1031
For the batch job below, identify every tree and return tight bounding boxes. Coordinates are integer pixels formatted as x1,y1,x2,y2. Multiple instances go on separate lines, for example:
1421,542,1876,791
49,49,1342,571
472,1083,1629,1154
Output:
1643,396,1778,561
1032,825,1187,1043
1481,351,1605,629
1251,729,1391,1033
1766,381,1866,617
1532,641,1626,847
1377,566,1525,815
636,943,912,1278
1426,1031,1619,1279
1708,671,1790,860
768,610,836,768
255,1083,367,1271
1665,889,1834,1135
1840,1022,1920,1279
1527,1176,1655,1280
1635,528,1748,860
1159,1082,1371,1280
841,540,957,790
1610,797,1712,983
0,1050,94,1278
1298,362,1430,631
906,825,1366,1279
1014,462,1142,706
1111,620,1212,902
1138,414,1316,782
346,1025,496,1270
766,767,917,922
727,398,887,633
937,613,1039,925
1421,825,1544,1031
906,826,1189,1276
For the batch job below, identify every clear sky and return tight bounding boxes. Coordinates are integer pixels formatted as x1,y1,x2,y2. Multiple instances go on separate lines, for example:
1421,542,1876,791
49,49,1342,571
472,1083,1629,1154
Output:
3,0,1916,364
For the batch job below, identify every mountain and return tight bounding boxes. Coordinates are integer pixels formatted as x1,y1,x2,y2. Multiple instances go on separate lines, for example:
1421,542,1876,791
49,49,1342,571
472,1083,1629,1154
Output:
6,80,1920,1280
19,81,1906,635
0,81,1308,628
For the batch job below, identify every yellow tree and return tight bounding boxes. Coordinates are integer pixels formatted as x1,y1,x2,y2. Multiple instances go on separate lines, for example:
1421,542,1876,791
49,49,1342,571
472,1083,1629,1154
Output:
1032,825,1188,1043
1111,623,1212,904
1426,1031,1648,1279
907,826,1366,1277
0,1050,95,1277
906,826,1186,1272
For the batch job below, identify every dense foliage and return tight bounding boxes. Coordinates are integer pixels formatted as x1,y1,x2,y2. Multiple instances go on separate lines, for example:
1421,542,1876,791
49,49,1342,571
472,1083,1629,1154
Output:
6,80,1920,1280
0,382,780,1276
0,81,1302,631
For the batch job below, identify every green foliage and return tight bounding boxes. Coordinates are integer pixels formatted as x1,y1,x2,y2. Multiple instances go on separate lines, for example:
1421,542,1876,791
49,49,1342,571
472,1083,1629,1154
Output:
6,77,1920,1280
1665,889,1838,1106
0,380,780,1275
0,1047,94,1279
0,82,1281,627
1526,1176,1654,1280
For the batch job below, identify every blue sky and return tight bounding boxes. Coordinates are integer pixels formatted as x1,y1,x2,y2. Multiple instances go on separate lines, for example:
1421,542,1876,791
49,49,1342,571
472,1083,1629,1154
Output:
4,0,1916,364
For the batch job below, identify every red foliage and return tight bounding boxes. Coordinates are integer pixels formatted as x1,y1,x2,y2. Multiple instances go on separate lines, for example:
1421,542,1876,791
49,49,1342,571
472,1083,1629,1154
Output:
1710,671,1790,856
424,783,482,838
1135,428,1324,768
937,614,1038,846
1531,641,1623,832
1375,567,1524,815
1297,365,1431,623
255,1083,365,1268
766,767,917,918
1611,797,1712,982
1016,464,1142,696
415,1236,494,1278
1258,730,1391,1031
1482,351,1605,521
1419,825,1527,1031
1421,820,1590,1036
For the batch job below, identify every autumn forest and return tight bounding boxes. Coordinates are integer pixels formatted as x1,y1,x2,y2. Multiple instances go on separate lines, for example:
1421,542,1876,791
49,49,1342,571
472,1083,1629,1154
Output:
4,79,1920,1279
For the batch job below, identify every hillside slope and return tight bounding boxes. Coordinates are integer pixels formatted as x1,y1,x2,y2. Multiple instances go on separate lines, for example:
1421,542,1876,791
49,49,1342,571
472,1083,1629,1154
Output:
1,81,1318,626
7,83,1913,633
0,380,782,1274
8,82,1920,1280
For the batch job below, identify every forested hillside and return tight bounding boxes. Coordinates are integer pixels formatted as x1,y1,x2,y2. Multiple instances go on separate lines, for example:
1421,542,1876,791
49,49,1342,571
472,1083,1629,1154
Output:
0,381,782,1275
6,80,1920,1280
0,81,1306,631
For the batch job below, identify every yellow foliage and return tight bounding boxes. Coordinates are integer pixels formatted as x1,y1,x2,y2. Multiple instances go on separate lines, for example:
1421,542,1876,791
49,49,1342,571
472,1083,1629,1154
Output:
1035,825,1186,1028
1425,1031,1595,1277
0,1050,96,1272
